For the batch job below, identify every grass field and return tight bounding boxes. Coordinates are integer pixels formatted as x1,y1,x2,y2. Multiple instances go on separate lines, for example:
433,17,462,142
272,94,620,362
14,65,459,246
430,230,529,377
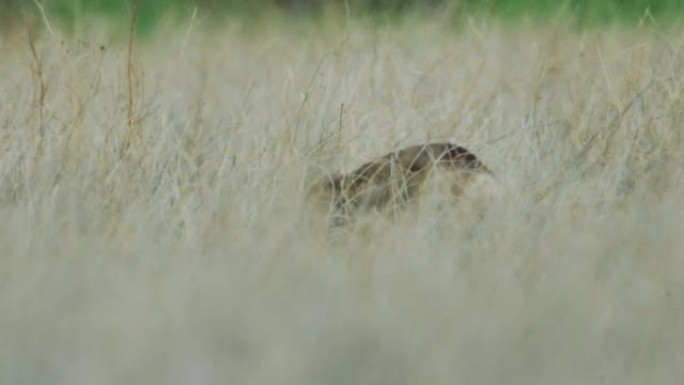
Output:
1,13,684,384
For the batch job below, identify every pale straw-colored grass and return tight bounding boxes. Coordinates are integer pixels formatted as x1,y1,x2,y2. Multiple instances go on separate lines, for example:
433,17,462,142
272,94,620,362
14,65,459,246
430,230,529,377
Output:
1,16,683,384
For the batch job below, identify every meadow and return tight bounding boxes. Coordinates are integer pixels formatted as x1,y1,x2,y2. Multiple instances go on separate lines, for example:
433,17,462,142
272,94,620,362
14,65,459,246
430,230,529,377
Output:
1,7,684,384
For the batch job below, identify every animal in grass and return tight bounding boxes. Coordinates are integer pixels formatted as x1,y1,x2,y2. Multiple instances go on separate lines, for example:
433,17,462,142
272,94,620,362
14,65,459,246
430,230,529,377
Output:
307,142,494,225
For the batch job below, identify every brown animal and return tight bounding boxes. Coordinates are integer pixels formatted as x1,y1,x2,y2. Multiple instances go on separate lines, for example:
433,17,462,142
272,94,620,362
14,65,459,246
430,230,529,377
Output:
307,142,493,225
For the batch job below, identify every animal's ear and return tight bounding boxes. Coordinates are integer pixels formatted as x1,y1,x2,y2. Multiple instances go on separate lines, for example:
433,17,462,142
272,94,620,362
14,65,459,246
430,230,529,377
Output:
452,145,470,156
445,144,491,173
445,144,475,162
443,144,466,159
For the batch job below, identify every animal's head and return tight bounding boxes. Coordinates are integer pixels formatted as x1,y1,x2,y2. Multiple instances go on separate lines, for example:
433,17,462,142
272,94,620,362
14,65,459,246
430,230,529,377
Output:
442,143,492,175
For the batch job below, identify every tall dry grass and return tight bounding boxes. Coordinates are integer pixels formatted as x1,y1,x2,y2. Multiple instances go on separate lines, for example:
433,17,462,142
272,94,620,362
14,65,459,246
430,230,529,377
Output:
1,16,684,384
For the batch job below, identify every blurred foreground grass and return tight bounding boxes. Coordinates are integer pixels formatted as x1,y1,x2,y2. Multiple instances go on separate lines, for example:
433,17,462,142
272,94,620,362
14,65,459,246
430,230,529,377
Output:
1,10,684,385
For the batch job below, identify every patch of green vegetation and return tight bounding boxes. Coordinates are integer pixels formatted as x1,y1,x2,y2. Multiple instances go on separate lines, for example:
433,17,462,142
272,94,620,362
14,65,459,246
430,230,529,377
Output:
2,0,682,34
40,0,177,36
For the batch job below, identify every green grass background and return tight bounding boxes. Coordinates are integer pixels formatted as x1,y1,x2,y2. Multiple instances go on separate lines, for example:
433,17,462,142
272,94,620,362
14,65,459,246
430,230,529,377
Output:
2,0,683,35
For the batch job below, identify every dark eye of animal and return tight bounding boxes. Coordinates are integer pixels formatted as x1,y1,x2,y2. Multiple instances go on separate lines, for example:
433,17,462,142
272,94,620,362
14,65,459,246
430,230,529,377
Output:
464,153,477,163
